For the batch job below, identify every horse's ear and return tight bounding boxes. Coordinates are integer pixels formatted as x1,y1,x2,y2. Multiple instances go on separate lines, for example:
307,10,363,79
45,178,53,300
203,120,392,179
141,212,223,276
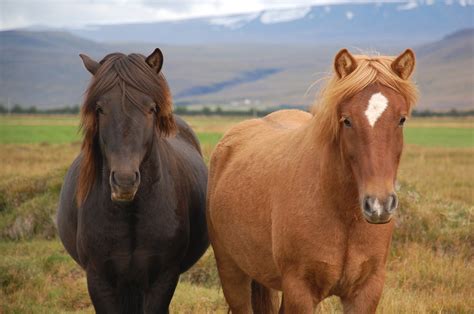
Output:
146,48,164,74
334,49,357,79
391,49,415,80
79,54,100,75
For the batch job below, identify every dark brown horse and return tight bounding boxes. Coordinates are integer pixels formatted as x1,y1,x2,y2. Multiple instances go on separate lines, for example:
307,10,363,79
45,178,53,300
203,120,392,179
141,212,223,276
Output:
57,49,209,313
207,49,418,313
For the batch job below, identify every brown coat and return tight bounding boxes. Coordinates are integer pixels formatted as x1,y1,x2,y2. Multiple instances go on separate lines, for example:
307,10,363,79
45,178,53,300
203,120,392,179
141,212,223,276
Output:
207,49,419,313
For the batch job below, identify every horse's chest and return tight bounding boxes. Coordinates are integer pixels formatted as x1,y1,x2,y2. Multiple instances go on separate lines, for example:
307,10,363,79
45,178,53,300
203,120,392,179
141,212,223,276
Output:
336,249,378,292
302,226,387,298
304,248,379,300
331,232,389,296
77,205,186,274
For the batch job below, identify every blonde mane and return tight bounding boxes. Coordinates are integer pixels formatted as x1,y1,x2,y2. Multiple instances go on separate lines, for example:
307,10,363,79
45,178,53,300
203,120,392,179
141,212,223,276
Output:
311,54,419,144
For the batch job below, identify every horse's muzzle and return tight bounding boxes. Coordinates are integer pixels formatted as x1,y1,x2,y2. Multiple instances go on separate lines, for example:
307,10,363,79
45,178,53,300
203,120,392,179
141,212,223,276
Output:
110,171,140,203
361,193,398,224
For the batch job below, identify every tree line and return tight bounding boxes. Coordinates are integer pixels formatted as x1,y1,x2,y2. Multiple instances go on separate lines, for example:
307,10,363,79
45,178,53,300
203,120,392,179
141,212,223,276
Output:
0,104,473,117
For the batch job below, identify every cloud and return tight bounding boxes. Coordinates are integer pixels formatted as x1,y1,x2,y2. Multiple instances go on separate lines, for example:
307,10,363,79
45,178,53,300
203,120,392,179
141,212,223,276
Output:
1,0,408,30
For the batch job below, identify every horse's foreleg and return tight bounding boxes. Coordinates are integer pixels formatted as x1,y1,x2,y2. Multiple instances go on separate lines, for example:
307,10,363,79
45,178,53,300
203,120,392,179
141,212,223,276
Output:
281,274,315,314
143,267,180,314
86,270,120,314
213,249,252,314
341,273,384,314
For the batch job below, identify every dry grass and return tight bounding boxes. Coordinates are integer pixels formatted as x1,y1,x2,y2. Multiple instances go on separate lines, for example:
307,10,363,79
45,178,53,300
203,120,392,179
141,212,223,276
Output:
0,143,80,178
0,115,472,313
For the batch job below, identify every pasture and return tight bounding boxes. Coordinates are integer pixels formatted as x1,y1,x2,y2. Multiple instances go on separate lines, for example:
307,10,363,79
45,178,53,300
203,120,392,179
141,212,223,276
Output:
0,114,473,313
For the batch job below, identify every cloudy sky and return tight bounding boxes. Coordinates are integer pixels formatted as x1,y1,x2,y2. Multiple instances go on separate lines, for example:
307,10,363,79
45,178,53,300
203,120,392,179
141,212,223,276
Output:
0,0,412,30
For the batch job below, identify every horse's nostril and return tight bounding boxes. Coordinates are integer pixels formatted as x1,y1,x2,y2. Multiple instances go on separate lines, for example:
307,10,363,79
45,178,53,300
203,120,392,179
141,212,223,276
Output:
111,171,117,185
363,196,373,213
387,193,398,212
134,171,140,183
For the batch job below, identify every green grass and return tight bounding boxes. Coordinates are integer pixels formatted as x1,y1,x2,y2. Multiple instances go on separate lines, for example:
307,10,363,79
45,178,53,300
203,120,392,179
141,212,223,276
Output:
197,132,223,148
0,122,223,147
0,115,472,147
0,125,81,144
404,127,474,148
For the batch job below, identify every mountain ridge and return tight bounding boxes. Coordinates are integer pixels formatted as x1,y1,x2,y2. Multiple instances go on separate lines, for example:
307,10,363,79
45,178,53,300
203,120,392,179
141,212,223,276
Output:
64,2,473,45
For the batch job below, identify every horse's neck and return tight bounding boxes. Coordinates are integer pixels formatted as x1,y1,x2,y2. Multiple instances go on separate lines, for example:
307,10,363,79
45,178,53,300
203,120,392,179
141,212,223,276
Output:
139,139,167,187
294,121,360,219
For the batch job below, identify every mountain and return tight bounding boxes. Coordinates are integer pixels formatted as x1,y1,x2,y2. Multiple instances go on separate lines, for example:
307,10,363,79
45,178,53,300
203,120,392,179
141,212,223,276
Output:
416,28,474,110
68,2,474,45
0,29,473,110
0,30,108,107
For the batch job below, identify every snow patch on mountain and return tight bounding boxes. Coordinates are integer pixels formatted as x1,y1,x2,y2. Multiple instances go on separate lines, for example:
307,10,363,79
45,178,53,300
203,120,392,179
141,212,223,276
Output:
398,0,473,10
398,1,418,10
260,7,311,24
209,13,259,29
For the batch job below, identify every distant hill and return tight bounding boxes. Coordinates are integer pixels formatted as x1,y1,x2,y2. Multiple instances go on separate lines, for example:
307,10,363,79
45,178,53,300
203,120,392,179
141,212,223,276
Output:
0,31,107,107
67,2,473,46
0,29,472,110
416,28,474,109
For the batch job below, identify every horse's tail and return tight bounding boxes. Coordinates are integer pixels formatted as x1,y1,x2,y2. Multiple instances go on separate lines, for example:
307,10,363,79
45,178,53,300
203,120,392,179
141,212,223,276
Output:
119,284,143,314
251,280,278,314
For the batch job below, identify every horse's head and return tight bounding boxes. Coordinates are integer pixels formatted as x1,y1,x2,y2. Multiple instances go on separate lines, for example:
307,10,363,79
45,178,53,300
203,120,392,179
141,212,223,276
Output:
78,49,175,204
332,49,416,224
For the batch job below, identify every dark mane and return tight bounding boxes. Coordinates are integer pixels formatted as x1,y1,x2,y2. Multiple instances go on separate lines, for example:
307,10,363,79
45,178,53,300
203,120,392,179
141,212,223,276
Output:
76,53,176,205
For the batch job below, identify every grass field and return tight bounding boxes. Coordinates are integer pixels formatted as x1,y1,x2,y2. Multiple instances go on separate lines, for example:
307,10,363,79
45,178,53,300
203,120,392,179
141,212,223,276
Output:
0,114,473,313
1,115,472,147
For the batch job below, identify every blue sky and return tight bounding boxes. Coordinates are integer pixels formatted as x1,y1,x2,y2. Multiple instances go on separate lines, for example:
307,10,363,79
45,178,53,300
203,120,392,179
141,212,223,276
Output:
0,0,416,30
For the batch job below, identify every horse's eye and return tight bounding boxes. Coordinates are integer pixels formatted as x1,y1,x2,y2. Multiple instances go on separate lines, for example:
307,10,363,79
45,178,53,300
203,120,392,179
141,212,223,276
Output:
343,118,352,128
150,103,157,114
96,105,104,114
399,117,406,127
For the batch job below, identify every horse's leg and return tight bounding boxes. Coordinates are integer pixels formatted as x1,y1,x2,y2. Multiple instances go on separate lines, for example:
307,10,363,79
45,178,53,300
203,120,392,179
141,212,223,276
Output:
281,274,314,313
143,267,180,314
278,294,284,314
214,249,252,314
340,274,384,314
86,270,120,314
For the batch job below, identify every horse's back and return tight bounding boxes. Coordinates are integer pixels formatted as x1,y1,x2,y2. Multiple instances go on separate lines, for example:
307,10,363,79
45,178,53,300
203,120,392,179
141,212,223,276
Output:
216,109,310,147
209,109,311,177
262,109,312,129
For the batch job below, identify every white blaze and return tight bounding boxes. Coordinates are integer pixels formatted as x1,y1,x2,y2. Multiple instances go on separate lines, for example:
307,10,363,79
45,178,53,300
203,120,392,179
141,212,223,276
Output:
365,92,388,127
373,198,383,215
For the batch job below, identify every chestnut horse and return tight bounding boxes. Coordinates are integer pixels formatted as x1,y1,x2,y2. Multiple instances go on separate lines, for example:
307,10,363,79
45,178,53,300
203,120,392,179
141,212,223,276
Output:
207,49,418,313
57,49,209,313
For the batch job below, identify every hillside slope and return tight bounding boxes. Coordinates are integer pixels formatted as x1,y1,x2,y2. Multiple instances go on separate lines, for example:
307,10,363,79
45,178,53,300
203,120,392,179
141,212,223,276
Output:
416,28,474,109
0,29,472,110
0,31,107,107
